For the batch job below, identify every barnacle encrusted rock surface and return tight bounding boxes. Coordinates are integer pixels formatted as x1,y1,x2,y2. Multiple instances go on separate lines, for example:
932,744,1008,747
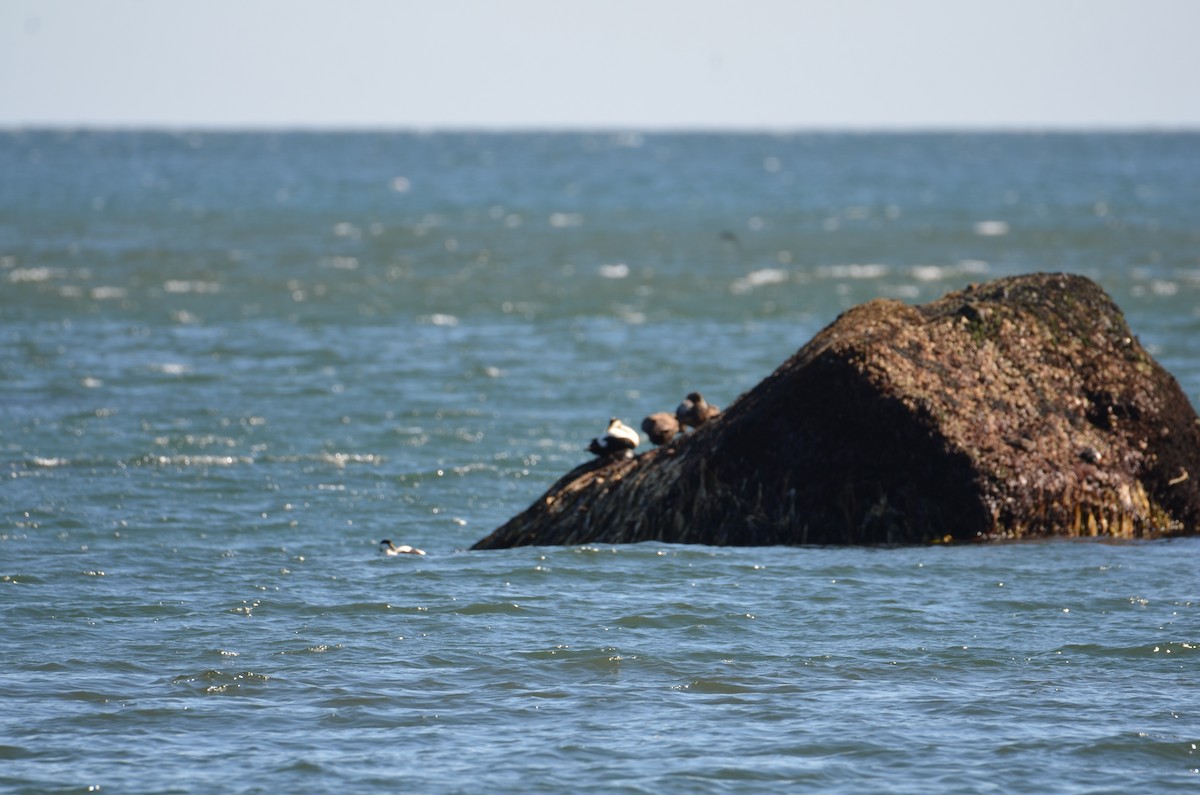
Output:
473,273,1200,549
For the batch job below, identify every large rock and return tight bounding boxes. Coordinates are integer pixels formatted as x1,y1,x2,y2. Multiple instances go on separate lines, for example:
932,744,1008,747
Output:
472,273,1200,549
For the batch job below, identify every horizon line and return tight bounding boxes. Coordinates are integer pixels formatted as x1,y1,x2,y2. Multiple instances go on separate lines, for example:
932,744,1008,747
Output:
3,121,1199,135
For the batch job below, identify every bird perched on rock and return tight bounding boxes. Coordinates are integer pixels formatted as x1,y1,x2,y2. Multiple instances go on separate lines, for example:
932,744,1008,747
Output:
588,417,640,457
380,539,426,556
641,412,680,445
676,392,720,430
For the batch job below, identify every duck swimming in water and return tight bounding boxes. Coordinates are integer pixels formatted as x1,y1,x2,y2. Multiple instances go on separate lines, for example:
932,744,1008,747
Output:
380,539,426,556
675,392,720,430
588,417,639,457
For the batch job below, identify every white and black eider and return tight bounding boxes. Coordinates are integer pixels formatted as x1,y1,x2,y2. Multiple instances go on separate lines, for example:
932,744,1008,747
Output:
588,417,640,457
380,539,426,556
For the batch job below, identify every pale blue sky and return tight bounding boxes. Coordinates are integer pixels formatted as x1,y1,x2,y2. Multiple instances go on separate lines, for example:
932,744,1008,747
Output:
3,0,1198,129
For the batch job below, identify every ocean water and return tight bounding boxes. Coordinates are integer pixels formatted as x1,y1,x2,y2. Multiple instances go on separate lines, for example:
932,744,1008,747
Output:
2,131,1200,793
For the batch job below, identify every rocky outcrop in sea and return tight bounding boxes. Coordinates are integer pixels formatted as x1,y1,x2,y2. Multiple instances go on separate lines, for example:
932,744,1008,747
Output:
473,273,1200,549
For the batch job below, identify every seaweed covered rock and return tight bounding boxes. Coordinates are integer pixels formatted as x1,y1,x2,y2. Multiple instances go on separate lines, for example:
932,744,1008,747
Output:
473,273,1200,549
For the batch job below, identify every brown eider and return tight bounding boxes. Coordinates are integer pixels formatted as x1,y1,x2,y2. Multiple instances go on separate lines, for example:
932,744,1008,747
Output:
675,392,720,429
641,412,681,445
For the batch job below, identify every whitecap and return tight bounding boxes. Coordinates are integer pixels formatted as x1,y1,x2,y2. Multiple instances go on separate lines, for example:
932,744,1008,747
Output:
974,220,1010,237
598,263,629,279
90,286,127,300
818,264,889,279
425,313,459,327
8,267,64,283
163,280,221,294
912,265,946,281
730,268,789,295
617,308,646,324
549,212,583,228
1150,279,1179,296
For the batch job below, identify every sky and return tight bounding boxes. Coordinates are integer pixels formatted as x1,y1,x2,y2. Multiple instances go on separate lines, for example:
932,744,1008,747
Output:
2,0,1199,130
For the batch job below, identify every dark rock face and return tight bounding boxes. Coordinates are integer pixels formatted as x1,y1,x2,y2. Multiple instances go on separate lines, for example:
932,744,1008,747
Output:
472,273,1200,549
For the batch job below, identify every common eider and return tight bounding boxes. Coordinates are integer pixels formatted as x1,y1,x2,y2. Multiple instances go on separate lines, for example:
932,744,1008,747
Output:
588,417,639,457
380,539,426,556
641,412,680,445
676,392,720,430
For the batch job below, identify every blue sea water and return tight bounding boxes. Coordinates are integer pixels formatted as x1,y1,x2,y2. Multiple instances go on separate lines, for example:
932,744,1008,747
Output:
2,130,1200,793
